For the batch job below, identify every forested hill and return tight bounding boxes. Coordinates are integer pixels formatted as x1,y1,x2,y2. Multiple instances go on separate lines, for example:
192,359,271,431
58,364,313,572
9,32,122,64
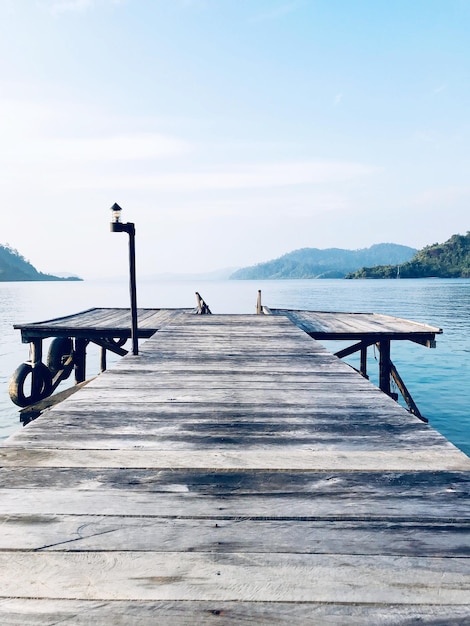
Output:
346,232,470,279
230,243,417,280
0,244,82,282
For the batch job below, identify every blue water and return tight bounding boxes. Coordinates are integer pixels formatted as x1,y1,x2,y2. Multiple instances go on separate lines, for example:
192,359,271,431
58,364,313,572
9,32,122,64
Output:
1,278,469,456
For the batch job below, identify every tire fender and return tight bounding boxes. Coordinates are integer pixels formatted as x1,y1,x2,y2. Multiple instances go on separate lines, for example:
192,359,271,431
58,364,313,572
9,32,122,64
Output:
9,362,53,407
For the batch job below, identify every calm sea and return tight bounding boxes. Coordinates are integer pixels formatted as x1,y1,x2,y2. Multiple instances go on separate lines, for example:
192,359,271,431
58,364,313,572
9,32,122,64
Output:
1,278,469,456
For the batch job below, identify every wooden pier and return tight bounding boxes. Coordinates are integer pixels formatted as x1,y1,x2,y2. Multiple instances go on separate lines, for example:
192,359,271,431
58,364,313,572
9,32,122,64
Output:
1,310,469,624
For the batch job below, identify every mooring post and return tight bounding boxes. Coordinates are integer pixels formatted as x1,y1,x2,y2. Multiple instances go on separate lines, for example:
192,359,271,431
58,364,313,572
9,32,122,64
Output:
195,292,211,314
256,290,262,314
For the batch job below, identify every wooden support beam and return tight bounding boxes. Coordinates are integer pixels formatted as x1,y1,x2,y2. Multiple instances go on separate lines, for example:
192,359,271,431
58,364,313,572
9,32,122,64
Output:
19,379,94,425
100,347,107,373
29,339,42,367
30,339,44,400
92,338,128,357
74,338,88,384
377,340,391,395
412,337,437,348
334,340,375,360
390,361,428,423
360,343,368,379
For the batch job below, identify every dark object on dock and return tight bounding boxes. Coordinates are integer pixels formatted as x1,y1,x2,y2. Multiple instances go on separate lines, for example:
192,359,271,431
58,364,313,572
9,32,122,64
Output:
196,291,212,314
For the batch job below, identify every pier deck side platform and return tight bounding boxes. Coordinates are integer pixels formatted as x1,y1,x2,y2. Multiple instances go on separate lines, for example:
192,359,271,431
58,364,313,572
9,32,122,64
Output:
1,314,469,624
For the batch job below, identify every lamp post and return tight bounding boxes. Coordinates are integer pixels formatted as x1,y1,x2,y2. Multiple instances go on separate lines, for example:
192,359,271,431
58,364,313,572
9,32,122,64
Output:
110,203,139,355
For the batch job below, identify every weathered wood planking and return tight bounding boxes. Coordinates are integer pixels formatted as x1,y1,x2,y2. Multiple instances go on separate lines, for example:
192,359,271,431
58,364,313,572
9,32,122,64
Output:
1,515,467,557
267,308,442,342
0,551,469,603
0,600,469,626
1,314,469,624
14,307,193,341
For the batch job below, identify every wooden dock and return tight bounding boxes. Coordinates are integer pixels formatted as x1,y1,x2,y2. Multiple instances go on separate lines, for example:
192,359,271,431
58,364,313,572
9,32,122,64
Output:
1,312,469,624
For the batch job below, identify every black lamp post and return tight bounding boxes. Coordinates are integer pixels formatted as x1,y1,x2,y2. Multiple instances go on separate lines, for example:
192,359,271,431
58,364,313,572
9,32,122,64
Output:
110,203,139,355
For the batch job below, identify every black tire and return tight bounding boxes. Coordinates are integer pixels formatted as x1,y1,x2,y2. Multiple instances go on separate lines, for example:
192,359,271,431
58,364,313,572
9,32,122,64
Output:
9,362,53,407
47,337,73,377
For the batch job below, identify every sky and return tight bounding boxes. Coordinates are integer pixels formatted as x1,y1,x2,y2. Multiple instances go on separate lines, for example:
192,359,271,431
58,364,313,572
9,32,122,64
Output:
1,0,469,279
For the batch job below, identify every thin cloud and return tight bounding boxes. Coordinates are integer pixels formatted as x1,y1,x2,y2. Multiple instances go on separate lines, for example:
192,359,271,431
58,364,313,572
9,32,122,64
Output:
1,133,191,163
433,84,447,95
250,1,304,22
410,185,470,208
412,130,439,143
52,160,378,192
333,93,343,106
40,0,124,15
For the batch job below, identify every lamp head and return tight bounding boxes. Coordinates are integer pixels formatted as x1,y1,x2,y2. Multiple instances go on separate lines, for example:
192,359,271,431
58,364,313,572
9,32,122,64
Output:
110,203,123,223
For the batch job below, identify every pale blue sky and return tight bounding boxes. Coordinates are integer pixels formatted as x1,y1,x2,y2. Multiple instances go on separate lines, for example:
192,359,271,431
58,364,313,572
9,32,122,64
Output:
1,0,469,278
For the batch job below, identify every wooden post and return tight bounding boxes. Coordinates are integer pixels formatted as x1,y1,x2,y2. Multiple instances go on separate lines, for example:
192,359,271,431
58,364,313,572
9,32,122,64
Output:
100,346,107,373
377,340,391,395
195,292,211,314
256,290,262,315
30,339,43,399
360,343,368,378
74,338,87,383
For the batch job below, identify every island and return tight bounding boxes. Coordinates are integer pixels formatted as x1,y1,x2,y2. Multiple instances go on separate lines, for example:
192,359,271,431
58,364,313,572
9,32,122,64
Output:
230,243,417,280
0,244,82,282
346,232,470,279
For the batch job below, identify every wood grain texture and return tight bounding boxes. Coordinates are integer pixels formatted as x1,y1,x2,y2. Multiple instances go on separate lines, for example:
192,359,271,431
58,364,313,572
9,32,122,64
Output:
0,551,469,603
268,309,442,340
1,313,469,622
0,600,468,626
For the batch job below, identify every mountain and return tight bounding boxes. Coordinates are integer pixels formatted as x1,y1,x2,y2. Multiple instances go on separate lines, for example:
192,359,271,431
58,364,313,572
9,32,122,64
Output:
230,243,417,280
0,244,82,282
142,267,239,281
346,232,470,279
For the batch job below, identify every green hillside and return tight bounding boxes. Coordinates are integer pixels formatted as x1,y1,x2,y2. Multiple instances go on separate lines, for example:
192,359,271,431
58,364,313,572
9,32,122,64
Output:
230,243,417,280
346,232,470,279
0,244,82,282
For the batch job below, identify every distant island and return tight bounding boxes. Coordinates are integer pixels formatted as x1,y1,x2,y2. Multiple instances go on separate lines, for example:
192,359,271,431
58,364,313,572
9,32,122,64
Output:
0,244,82,282
346,232,470,279
230,243,417,280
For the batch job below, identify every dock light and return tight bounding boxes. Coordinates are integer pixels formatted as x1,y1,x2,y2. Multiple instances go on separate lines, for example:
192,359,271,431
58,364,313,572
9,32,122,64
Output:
109,203,139,355
111,203,122,224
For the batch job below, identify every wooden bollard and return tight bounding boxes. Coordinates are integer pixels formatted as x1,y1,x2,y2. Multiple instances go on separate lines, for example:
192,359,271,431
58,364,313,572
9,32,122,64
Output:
196,292,212,314
256,290,262,314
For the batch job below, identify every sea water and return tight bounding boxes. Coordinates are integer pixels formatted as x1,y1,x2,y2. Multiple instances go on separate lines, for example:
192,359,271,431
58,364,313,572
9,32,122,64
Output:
0,278,469,456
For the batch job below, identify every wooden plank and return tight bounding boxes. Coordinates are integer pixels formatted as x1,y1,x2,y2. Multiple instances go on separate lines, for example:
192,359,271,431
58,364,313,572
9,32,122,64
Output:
0,599,469,626
0,551,468,603
0,467,468,501
1,515,467,557
1,448,468,470
5,421,449,452
0,480,468,520
15,308,195,341
267,309,442,342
